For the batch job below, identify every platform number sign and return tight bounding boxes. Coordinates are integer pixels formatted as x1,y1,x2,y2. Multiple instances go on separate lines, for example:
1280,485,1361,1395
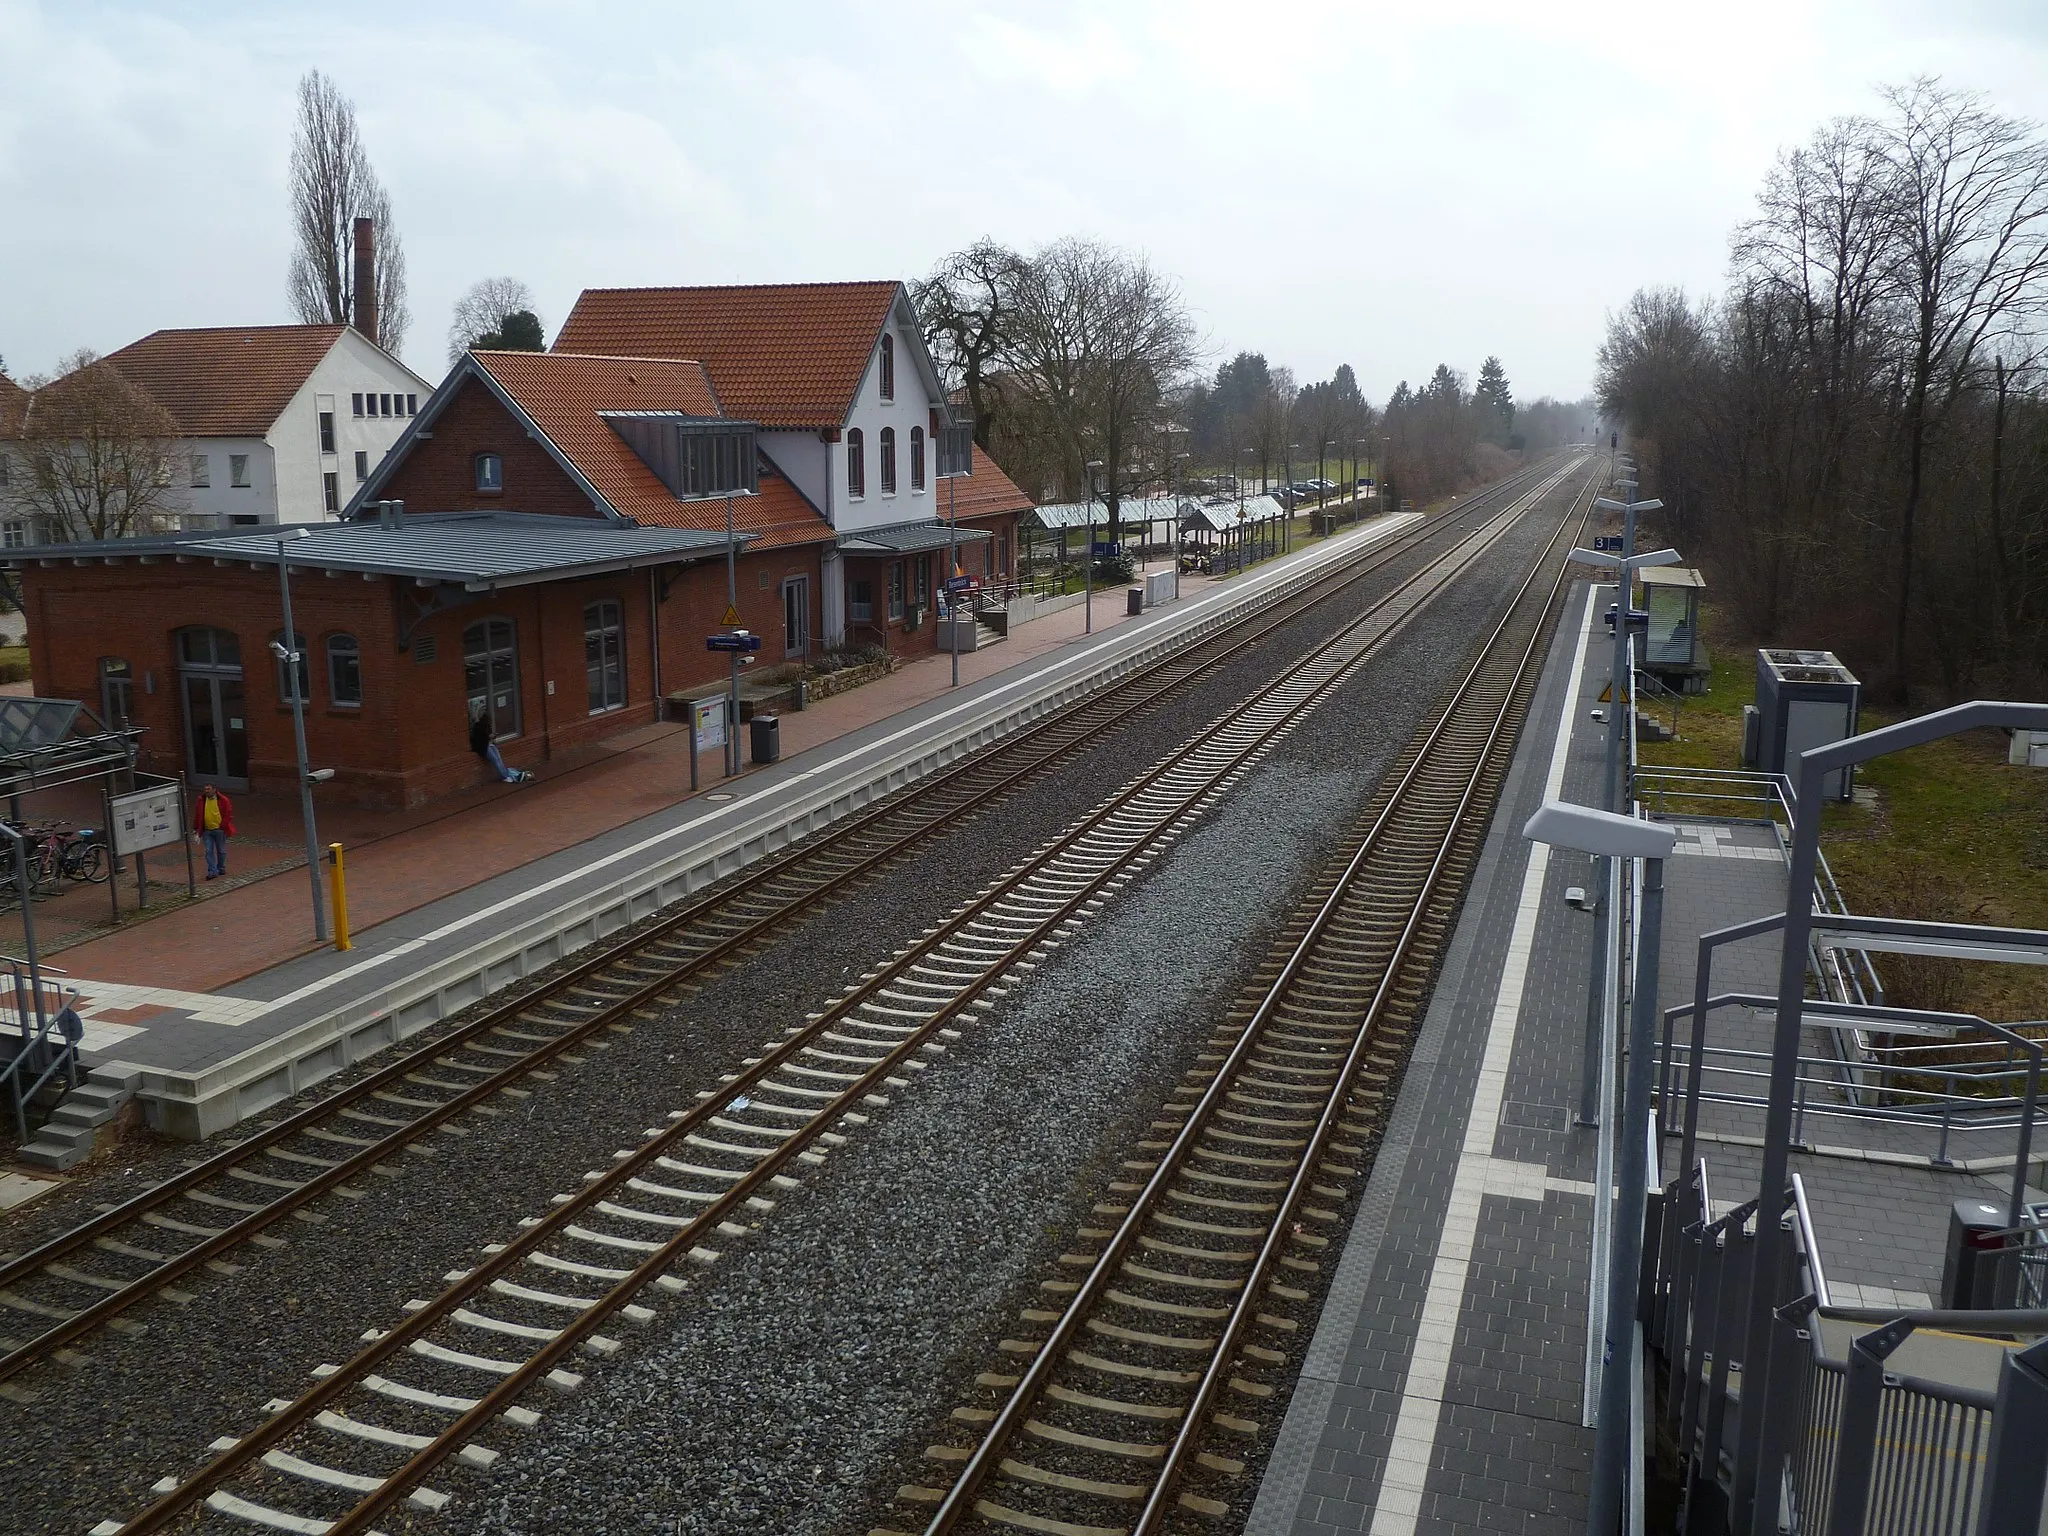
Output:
1593,535,1625,552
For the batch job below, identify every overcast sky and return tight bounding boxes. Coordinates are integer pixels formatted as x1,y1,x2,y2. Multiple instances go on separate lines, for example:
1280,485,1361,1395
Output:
4,0,2047,405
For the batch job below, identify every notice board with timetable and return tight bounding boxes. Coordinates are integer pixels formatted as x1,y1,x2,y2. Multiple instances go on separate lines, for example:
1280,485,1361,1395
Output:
111,782,183,856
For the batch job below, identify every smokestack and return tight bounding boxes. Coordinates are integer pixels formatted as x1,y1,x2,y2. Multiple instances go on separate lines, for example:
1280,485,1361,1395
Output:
352,216,378,346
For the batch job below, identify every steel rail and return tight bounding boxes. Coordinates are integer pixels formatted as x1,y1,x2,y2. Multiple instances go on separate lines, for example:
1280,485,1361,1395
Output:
0,464,1558,1385
914,463,1598,1535
99,459,1576,1536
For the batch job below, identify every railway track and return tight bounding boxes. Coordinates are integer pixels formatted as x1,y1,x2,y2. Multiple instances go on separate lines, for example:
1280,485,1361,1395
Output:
0,459,1566,1395
880,462,1600,1536
81,459,1591,1536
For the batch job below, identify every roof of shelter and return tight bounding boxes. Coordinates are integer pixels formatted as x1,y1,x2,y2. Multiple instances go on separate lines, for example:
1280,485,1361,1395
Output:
836,519,992,554
2,513,737,591
1180,494,1285,533
1026,494,1196,531
1638,565,1706,589
552,281,903,429
97,325,371,436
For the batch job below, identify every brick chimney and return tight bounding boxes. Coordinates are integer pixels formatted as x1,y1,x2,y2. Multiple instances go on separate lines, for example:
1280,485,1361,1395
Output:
352,216,378,346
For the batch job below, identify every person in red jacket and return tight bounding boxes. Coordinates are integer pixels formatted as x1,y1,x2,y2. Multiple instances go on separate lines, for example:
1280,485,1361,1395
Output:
192,782,235,880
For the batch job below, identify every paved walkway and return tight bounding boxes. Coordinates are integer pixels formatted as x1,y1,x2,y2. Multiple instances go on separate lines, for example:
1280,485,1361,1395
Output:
1247,578,2040,1534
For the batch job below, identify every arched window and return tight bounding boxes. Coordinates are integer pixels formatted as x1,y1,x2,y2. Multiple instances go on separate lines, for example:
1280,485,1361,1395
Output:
474,452,503,493
271,630,310,705
910,426,926,492
846,429,865,499
463,618,520,739
879,334,895,401
327,633,361,708
583,600,625,714
879,427,897,495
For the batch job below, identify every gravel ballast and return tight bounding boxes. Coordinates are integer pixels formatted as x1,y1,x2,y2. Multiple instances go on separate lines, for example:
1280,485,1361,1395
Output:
0,467,1586,1536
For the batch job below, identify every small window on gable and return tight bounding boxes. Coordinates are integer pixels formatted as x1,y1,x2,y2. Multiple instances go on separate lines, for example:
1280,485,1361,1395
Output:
354,451,369,482
406,394,418,415
910,426,925,492
352,393,364,417
879,333,895,401
319,410,336,454
380,393,392,417
475,452,503,493
879,427,897,495
846,429,865,499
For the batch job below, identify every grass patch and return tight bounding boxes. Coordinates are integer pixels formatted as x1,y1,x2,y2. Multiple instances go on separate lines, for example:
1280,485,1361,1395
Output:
1635,600,2048,1021
0,646,28,685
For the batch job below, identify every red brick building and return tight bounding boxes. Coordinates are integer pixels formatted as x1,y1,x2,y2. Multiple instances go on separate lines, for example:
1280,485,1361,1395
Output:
5,282,1032,808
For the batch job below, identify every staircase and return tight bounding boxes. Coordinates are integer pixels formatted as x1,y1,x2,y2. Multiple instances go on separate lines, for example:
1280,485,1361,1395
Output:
16,1065,141,1171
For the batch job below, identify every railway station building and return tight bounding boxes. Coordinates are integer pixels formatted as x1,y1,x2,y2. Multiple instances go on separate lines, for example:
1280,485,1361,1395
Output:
4,281,1032,808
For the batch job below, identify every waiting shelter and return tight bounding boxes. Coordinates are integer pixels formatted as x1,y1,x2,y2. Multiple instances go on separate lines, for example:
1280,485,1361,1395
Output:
1638,564,1708,692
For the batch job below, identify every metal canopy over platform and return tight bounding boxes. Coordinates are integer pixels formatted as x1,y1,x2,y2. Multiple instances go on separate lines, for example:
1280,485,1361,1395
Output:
0,513,742,592
835,518,991,554
0,697,140,795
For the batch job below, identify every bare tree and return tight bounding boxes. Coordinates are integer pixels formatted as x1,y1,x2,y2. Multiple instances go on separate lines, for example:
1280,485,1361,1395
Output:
1001,238,1199,542
288,70,410,354
11,351,186,541
448,278,542,364
1876,78,2048,696
912,241,1028,449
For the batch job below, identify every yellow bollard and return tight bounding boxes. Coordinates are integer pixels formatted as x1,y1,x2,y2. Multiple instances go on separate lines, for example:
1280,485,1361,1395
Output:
327,842,351,951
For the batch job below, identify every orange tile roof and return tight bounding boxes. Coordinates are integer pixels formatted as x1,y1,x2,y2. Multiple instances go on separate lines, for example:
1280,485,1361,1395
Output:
936,444,1036,522
0,374,26,436
470,350,830,550
552,281,901,430
98,325,352,436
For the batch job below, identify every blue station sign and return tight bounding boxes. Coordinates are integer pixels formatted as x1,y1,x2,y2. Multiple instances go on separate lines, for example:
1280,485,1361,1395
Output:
706,632,763,653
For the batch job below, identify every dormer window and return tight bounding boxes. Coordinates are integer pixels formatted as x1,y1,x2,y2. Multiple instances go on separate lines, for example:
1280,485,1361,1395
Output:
846,428,865,499
879,334,894,401
475,452,503,493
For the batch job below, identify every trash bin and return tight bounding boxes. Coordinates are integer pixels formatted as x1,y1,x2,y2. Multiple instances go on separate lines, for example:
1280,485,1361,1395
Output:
1941,1197,2014,1308
1127,586,1145,616
750,712,780,765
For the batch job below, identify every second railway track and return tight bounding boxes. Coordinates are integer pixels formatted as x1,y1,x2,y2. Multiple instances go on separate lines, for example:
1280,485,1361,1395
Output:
0,461,1565,1391
76,458,1593,1536
880,460,1600,1536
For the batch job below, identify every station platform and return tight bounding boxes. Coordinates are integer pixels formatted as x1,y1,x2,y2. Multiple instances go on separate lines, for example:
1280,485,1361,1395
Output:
1246,580,2034,1534
7,517,1420,1143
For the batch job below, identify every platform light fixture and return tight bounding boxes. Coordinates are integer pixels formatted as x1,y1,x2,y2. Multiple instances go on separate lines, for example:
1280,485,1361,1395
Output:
1523,800,1676,1536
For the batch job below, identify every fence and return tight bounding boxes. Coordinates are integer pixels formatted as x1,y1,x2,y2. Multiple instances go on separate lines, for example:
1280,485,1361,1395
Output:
0,958,79,1140
1646,1159,2048,1534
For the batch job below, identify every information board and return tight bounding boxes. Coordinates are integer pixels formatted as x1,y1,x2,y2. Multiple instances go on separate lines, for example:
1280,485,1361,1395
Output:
111,783,182,856
692,696,726,753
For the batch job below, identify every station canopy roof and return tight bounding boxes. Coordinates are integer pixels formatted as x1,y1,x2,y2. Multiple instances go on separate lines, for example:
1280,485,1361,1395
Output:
1026,495,1196,531
835,518,990,554
1181,494,1285,533
2,512,743,592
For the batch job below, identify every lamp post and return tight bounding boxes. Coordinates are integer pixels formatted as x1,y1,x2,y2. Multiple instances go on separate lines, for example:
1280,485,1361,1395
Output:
1167,447,1190,602
1523,800,1677,1536
1356,437,1373,523
1382,436,1392,510
938,419,973,688
1284,441,1299,554
1159,424,1190,595
274,529,327,942
1083,459,1104,635
1563,537,1680,1129
1322,439,1338,516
